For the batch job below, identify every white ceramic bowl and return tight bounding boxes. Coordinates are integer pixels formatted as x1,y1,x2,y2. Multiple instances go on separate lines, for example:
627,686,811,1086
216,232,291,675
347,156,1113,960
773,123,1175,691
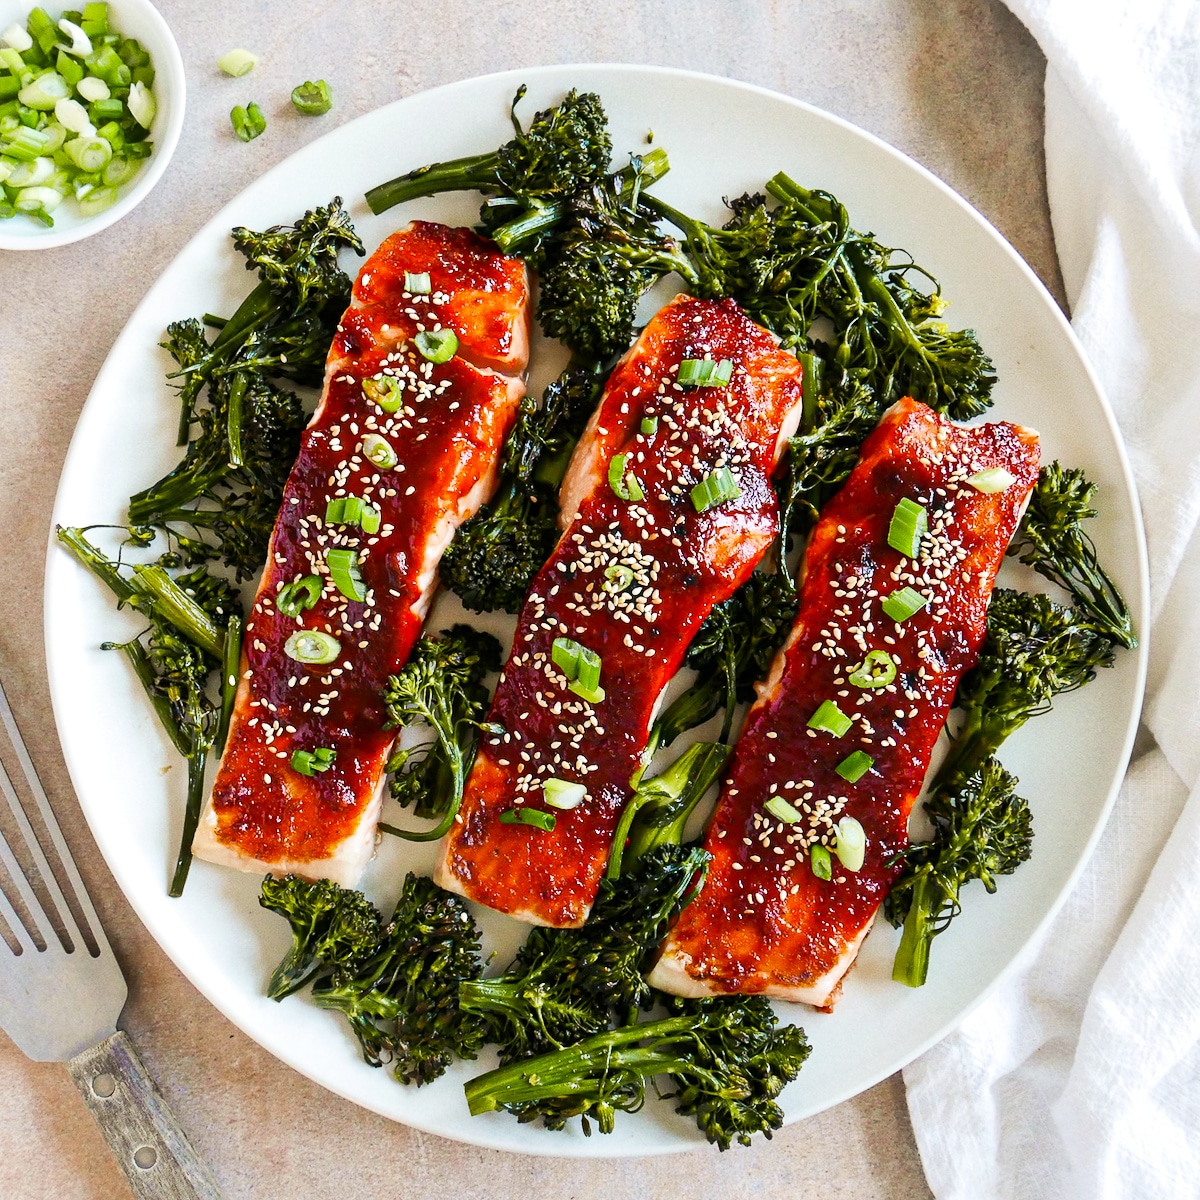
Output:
0,0,184,250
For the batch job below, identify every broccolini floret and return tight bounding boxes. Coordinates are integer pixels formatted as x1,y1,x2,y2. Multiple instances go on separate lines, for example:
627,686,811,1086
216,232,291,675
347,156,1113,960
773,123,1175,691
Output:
311,874,487,1086
130,200,363,579
1009,461,1137,648
886,758,1033,987
459,844,710,1063
464,995,810,1149
259,875,384,1000
438,360,608,613
380,626,502,839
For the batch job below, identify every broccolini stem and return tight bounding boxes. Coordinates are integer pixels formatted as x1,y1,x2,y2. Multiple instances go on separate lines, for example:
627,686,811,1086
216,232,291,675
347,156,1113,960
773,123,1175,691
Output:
168,747,208,898
464,1015,694,1115
380,693,467,842
56,525,138,608
215,613,243,754
365,151,500,215
103,636,192,758
127,460,229,525
130,564,225,659
226,371,249,469
892,870,937,987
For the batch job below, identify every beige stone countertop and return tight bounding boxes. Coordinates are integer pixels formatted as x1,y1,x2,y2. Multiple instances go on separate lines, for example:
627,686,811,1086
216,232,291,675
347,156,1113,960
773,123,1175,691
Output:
0,1,1063,1196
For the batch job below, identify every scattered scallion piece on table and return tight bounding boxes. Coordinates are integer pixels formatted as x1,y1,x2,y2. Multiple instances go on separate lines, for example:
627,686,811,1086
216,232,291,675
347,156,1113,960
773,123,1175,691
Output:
291,79,332,116
218,48,258,77
231,101,266,142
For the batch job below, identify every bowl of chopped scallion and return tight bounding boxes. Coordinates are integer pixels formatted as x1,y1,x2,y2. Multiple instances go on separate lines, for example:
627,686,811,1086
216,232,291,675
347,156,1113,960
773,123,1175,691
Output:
0,0,183,249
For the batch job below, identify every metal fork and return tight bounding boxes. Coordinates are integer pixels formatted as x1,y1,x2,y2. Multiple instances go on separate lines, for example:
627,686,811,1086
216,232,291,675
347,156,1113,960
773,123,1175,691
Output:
0,674,221,1199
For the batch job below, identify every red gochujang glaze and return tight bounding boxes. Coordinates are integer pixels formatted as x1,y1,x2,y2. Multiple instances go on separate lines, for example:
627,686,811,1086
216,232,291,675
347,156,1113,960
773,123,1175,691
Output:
649,397,1040,1007
192,222,529,886
435,295,806,927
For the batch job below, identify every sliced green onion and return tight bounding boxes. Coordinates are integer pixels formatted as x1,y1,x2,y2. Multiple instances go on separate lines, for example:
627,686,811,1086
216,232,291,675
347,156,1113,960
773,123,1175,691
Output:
887,497,927,557
276,574,322,618
551,636,582,679
807,699,852,737
833,816,866,872
18,71,69,110
403,270,431,294
640,416,657,436
230,101,266,142
76,183,115,215
2,126,50,160
835,750,874,784
567,680,605,705
54,96,92,134
5,154,53,186
359,504,381,535
326,547,367,602
543,779,586,810
966,468,1017,494
57,18,93,57
691,466,740,513
848,650,897,689
291,79,332,116
810,844,833,881
576,646,602,691
709,358,733,386
0,46,26,74
283,630,340,664
101,153,138,186
608,453,644,502
126,80,154,127
764,796,802,823
881,586,929,623
75,75,109,102
2,22,33,52
413,328,457,363
499,807,556,832
56,49,84,88
676,357,733,387
604,564,634,593
362,374,402,412
217,48,258,77
14,184,62,213
63,134,111,172
292,746,336,776
81,4,108,37
326,496,364,526
361,432,397,468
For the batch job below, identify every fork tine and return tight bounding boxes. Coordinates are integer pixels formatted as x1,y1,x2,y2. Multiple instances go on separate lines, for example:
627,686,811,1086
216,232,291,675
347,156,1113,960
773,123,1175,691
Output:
0,825,38,945
0,795,55,949
0,678,104,955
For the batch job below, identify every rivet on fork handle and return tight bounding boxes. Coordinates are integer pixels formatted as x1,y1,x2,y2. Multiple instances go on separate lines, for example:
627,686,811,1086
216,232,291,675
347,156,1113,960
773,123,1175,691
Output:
67,1031,222,1199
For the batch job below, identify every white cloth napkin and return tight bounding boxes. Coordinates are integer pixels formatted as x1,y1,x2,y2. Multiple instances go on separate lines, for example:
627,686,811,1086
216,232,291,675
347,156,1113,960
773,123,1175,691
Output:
903,2,1200,1197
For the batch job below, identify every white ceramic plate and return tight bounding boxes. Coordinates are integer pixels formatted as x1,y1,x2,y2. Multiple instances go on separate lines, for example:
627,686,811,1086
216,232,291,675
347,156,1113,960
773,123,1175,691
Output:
44,65,1148,1156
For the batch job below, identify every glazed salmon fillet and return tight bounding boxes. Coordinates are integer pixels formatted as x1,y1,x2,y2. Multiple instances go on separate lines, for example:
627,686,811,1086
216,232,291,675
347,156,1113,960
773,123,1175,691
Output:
648,398,1040,1007
435,295,805,927
191,222,530,886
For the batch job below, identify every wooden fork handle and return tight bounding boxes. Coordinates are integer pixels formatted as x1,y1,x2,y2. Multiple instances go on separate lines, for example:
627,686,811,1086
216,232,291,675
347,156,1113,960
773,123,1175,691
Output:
67,1030,222,1199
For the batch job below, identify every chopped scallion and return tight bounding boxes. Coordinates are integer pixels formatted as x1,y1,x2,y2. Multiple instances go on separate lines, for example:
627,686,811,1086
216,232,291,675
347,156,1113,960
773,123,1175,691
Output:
543,779,586,810
691,466,740,513
807,699,852,737
499,807,556,832
291,79,332,116
217,48,258,77
360,433,397,468
848,650,897,689
966,468,1017,494
764,796,802,823
551,636,582,679
881,586,929,623
230,101,266,142
835,750,874,784
810,844,833,881
640,416,657,436
887,497,927,557
276,574,322,617
834,816,866,872
608,452,644,501
603,563,634,593
567,680,605,704
291,746,336,776
413,327,457,363
676,357,734,387
283,630,340,664
326,547,367,602
403,270,431,294
362,374,401,412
